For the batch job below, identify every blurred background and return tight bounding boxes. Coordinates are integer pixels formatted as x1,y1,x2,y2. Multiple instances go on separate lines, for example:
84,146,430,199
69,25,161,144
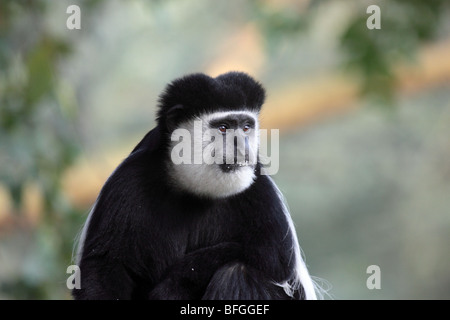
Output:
1,0,450,299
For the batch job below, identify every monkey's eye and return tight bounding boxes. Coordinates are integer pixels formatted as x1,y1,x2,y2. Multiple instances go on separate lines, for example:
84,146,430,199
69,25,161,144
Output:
243,125,251,133
218,125,228,133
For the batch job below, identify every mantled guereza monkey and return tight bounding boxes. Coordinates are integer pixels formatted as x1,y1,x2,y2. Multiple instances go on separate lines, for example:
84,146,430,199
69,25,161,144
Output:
73,71,319,300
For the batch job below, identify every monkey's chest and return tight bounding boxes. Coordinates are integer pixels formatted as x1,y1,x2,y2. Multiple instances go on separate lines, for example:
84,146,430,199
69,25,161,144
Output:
184,202,244,252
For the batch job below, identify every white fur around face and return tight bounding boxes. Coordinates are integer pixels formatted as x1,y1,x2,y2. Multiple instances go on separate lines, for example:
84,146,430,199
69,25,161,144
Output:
169,161,256,198
168,111,259,198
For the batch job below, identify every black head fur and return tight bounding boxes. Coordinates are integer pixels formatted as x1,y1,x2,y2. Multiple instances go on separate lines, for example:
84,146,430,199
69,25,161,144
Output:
157,71,266,132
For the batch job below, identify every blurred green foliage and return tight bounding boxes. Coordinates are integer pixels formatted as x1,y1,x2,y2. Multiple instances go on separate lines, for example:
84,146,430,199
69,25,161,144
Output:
339,0,450,104
0,0,97,299
0,0,449,299
252,0,450,105
0,1,75,211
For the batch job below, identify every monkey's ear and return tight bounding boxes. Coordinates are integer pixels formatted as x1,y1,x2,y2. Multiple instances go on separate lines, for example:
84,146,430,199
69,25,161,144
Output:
165,104,185,132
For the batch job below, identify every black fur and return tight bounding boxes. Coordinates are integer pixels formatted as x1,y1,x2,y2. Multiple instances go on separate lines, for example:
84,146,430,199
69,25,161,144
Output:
157,71,265,133
73,72,305,300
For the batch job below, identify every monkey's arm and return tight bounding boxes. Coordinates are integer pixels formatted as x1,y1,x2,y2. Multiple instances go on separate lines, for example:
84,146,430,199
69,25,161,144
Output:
148,242,242,300
200,234,296,300
73,138,162,300
201,177,302,300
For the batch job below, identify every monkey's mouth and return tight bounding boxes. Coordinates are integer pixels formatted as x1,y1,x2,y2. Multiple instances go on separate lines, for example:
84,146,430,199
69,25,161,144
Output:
220,161,252,173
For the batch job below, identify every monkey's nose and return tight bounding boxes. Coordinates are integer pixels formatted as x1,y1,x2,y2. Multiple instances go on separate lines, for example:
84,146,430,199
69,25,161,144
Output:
232,139,249,165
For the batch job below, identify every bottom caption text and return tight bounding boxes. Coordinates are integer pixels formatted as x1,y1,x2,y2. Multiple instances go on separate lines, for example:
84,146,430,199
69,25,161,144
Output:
180,304,269,317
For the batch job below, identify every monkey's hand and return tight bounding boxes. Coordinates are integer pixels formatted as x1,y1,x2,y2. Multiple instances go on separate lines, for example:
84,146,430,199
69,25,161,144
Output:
148,242,242,300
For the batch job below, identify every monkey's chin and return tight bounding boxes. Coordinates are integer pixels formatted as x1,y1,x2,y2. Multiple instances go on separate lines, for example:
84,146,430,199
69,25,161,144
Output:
169,163,256,199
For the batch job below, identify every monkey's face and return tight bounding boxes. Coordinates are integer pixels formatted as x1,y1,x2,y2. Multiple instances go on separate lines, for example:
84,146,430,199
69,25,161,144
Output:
168,111,259,198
